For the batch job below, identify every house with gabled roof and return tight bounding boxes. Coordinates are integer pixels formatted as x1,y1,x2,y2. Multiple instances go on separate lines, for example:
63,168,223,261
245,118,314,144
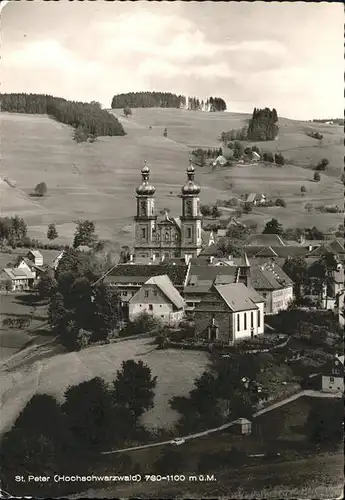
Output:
318,356,344,393
250,262,294,314
26,249,43,267
0,267,35,292
247,234,286,247
194,282,264,344
129,275,185,326
103,261,190,320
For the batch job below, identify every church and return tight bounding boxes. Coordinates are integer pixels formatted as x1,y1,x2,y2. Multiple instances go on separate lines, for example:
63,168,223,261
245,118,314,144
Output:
134,161,204,260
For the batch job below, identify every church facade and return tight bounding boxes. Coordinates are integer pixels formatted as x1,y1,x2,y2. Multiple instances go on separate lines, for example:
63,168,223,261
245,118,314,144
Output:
134,161,203,260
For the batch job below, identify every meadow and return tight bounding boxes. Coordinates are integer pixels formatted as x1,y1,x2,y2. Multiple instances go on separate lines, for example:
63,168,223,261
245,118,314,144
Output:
0,108,342,248
0,337,210,438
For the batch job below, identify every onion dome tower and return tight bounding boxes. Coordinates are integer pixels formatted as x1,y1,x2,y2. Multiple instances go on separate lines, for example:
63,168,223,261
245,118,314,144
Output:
134,161,157,258
180,159,203,257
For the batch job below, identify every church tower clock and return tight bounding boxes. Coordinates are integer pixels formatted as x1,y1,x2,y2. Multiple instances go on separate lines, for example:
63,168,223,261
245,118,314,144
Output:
180,161,203,257
134,162,157,258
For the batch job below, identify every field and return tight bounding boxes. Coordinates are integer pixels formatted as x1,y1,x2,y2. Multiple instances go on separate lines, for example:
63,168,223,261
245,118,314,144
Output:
0,109,343,247
0,338,209,438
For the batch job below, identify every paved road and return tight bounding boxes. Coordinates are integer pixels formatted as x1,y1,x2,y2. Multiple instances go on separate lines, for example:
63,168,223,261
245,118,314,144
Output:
101,390,342,455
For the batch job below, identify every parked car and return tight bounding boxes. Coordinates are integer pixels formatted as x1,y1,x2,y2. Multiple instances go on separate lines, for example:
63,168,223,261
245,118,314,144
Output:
170,437,185,446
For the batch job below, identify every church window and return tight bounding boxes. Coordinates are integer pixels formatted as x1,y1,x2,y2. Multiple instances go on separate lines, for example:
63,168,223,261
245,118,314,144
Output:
140,201,146,216
141,228,146,239
165,233,169,241
187,228,192,238
237,314,240,331
244,313,247,330
257,310,261,327
251,311,254,328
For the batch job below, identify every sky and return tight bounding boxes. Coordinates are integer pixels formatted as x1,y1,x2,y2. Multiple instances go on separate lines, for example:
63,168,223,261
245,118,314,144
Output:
1,0,343,119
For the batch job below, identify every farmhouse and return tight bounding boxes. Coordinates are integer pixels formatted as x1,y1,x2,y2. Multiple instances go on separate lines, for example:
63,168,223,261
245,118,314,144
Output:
15,257,43,280
134,161,203,260
26,249,43,267
194,282,264,344
212,155,227,168
129,275,185,326
103,261,189,321
0,267,35,292
250,262,294,314
245,193,266,206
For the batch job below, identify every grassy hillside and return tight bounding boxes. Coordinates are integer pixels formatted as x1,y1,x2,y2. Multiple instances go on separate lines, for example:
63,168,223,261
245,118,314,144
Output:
0,338,209,437
0,109,342,245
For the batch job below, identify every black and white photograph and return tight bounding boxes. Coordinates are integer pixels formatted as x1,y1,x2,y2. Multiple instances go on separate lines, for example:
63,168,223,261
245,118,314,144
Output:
0,0,343,498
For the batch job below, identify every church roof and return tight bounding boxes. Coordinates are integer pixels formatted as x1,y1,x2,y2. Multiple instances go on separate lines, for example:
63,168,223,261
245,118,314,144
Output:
214,283,261,312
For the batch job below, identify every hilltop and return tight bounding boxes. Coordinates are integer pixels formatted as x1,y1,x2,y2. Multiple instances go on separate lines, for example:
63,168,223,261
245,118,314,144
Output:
0,108,342,245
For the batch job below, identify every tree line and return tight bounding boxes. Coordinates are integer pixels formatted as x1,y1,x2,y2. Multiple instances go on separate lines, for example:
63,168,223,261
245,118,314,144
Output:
312,118,344,125
187,96,227,111
111,92,227,111
111,91,186,109
0,93,125,139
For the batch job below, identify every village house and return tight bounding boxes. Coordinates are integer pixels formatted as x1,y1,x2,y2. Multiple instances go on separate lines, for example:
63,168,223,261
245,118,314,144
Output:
0,267,35,292
245,193,266,206
250,262,294,314
318,357,344,394
26,249,44,267
194,282,265,344
128,275,185,326
103,260,190,321
212,155,228,168
185,254,293,315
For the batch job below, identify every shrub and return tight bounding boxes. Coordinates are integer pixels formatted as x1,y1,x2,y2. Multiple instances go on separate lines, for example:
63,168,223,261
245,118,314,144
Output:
275,198,286,207
34,182,47,197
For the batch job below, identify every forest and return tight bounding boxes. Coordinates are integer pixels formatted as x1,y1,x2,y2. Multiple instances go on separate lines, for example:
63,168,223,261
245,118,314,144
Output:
221,107,279,143
0,93,125,138
111,91,186,109
247,107,279,141
111,91,227,111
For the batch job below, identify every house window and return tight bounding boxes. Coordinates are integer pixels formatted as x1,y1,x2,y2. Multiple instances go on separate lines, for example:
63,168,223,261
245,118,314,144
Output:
251,311,254,328
131,292,135,296
187,228,192,238
244,313,247,330
141,228,146,239
153,289,158,296
237,314,240,331
145,290,149,298
122,291,127,296
330,377,334,383
149,304,153,311
257,310,261,328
